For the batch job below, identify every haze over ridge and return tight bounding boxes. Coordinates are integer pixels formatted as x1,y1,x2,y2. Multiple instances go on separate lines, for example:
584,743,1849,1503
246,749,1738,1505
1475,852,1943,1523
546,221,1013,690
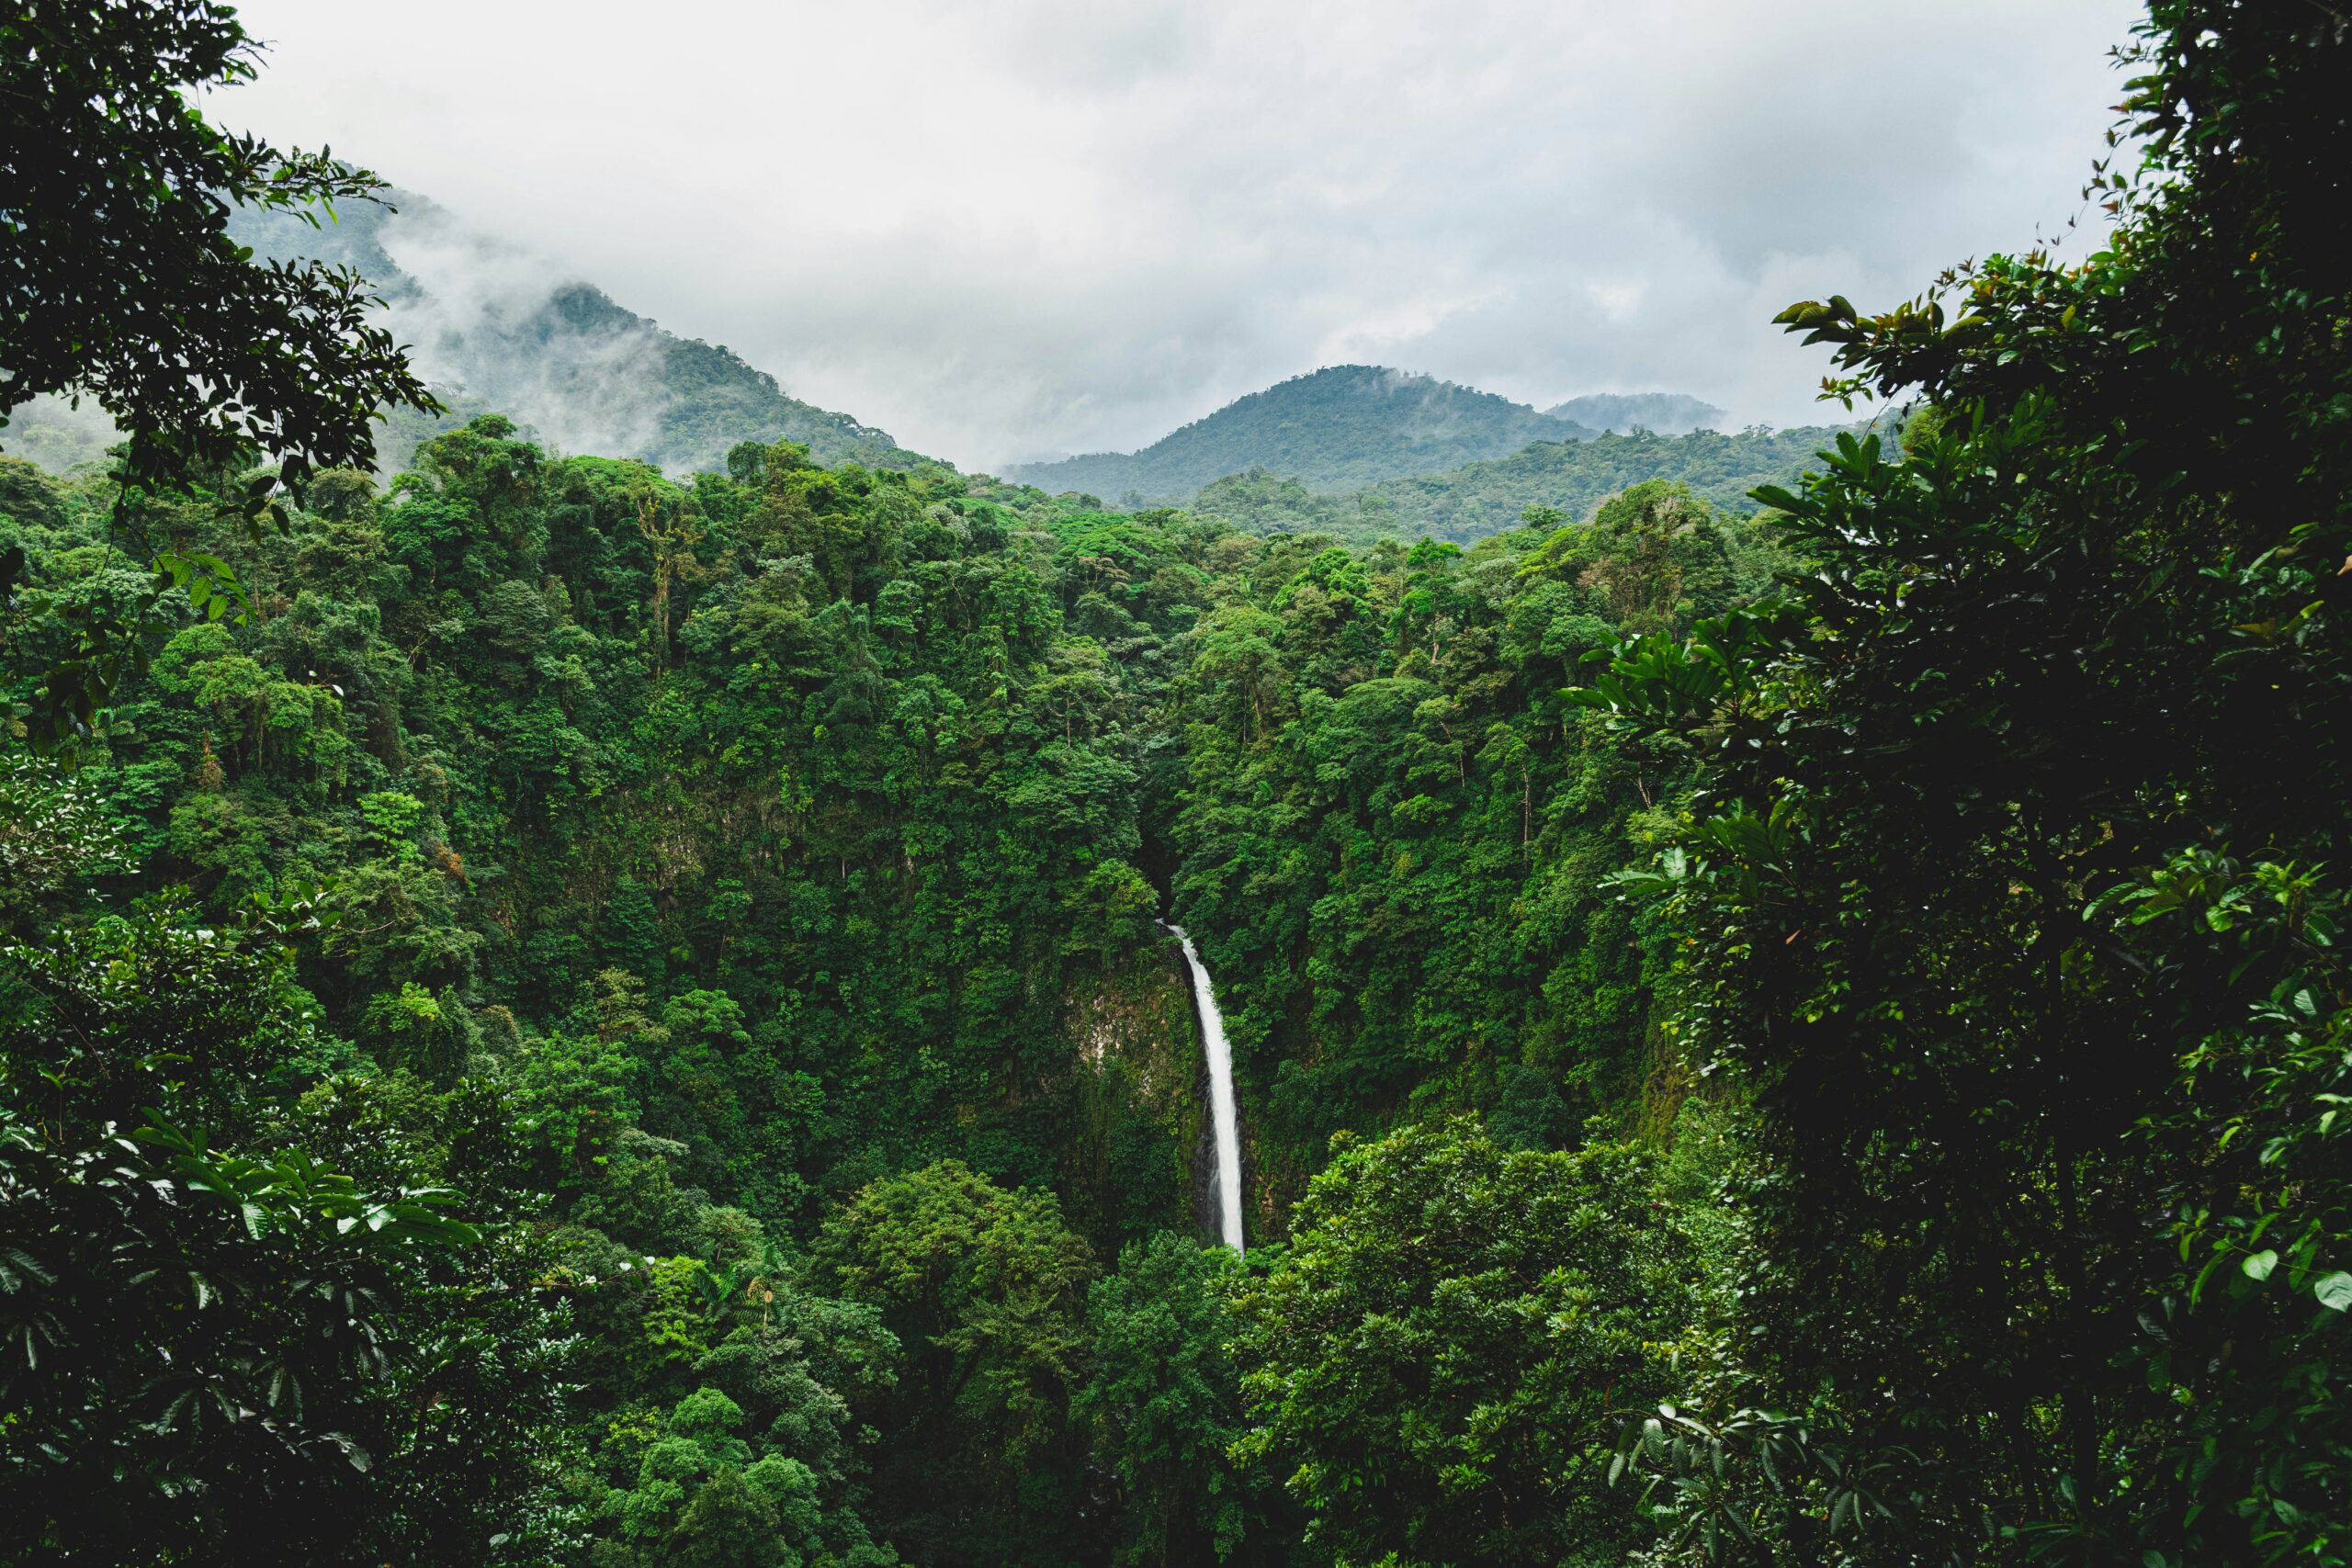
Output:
220,0,2138,473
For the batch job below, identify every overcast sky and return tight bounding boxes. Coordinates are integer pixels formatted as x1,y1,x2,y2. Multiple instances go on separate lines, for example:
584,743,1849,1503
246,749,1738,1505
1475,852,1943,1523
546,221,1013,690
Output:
224,1,2141,471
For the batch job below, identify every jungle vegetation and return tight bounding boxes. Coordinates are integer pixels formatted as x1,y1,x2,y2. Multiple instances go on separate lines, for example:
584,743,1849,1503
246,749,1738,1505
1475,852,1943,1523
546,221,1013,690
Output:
2,3,2347,1566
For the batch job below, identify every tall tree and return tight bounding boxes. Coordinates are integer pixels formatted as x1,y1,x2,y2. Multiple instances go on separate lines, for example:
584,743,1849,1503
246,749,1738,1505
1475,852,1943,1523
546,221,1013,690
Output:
0,0,431,485
1589,5,2352,1561
0,0,436,739
814,1160,1096,1565
1228,1119,1694,1566
1077,1234,1259,1567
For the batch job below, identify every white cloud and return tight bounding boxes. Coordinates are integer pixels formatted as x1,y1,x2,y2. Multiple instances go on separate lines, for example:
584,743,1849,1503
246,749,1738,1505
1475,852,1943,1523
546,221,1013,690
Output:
377,211,673,462
221,0,2140,470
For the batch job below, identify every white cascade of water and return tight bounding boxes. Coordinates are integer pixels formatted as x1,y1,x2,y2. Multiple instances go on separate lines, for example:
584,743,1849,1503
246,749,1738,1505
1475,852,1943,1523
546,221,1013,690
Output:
1165,924,1244,1251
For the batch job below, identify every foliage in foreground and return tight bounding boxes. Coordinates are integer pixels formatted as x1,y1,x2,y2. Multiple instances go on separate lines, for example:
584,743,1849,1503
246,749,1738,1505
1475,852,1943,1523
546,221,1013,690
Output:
1584,4,2352,1561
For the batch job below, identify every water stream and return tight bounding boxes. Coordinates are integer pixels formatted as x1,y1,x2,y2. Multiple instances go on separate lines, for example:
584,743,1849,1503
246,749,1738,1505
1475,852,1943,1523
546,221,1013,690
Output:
1165,923,1244,1251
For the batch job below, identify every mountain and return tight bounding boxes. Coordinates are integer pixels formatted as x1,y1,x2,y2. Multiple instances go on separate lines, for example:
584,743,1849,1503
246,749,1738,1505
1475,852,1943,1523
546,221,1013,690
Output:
1544,391,1727,434
226,191,915,475
1187,422,1856,544
1004,365,1598,500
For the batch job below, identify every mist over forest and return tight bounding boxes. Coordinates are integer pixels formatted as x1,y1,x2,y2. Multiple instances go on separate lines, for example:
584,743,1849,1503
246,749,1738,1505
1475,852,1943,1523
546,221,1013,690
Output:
5,5,2349,1567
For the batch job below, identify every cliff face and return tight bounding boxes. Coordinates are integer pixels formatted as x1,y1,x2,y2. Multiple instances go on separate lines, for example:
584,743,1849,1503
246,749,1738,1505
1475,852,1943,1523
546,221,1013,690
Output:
1058,941,1208,1249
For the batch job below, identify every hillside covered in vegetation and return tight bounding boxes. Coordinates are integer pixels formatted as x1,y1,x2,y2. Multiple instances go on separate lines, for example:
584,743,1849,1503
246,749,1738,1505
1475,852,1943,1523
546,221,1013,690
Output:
1187,421,1860,544
5,191,919,481
0,426,1774,1562
232,193,915,478
1004,365,1598,500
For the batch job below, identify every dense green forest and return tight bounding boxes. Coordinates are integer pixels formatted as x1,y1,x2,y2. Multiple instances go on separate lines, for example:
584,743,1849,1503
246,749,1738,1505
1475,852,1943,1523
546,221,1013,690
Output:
5,3,2350,1567
0,410,1766,1563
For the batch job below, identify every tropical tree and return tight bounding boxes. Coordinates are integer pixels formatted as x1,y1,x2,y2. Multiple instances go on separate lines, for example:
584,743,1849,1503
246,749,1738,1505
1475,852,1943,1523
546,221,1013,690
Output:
1585,5,2352,1560
1228,1118,1694,1566
1077,1233,1257,1566
0,865,554,1563
0,0,436,739
814,1160,1095,1564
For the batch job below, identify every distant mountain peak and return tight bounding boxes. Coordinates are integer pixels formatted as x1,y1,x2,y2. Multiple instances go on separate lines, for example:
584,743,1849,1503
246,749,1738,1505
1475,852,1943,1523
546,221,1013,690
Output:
1005,365,1595,501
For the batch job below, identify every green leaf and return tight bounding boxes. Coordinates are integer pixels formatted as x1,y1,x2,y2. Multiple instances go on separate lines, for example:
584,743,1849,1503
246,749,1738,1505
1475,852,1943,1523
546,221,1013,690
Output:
2243,1249,2278,1281
2314,1271,2352,1311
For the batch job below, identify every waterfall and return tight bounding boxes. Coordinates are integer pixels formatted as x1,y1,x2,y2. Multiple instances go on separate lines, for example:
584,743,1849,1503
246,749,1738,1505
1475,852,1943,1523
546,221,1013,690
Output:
1165,923,1244,1251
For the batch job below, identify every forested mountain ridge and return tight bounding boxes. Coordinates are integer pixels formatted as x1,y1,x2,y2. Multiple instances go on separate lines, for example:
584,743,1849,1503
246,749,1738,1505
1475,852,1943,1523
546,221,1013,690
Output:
1004,364,1599,499
1005,368,1816,545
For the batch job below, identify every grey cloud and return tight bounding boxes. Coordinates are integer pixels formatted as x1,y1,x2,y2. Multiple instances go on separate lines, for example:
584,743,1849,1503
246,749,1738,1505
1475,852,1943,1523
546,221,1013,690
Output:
226,0,2140,472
